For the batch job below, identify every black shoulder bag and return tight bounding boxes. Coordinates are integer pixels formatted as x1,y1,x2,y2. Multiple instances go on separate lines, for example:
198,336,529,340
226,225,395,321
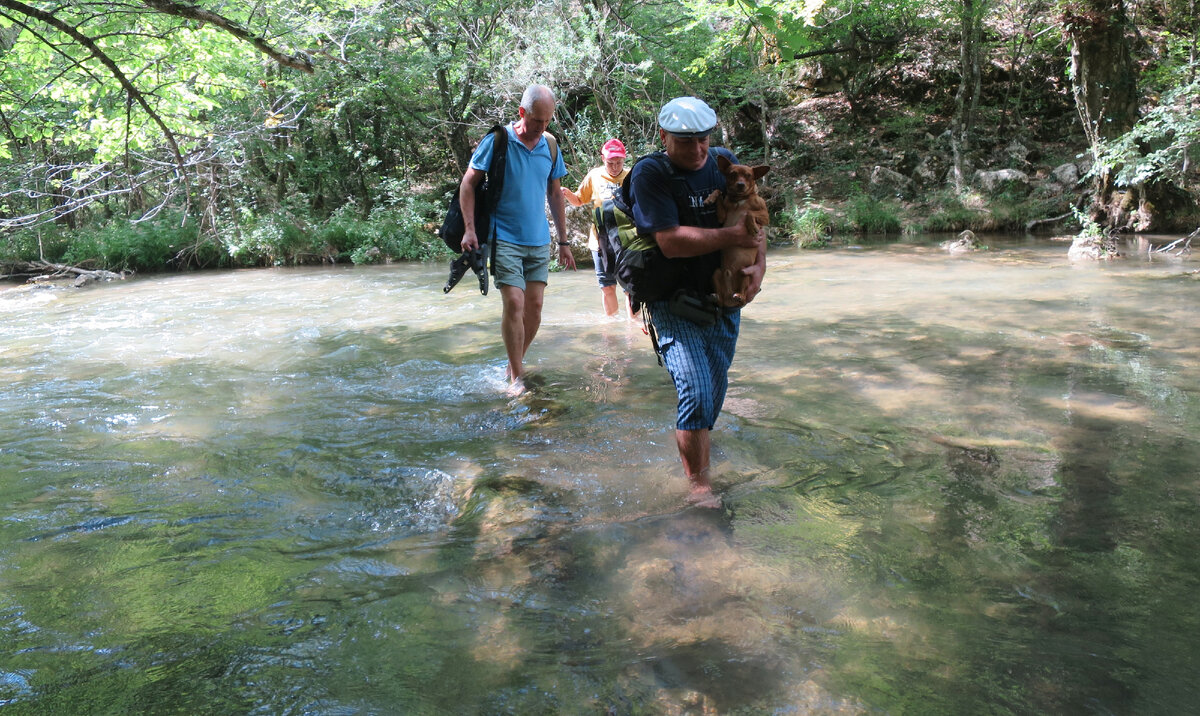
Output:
441,126,508,294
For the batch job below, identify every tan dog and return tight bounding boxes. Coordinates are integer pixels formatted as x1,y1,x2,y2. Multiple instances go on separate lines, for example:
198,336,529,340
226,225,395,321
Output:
706,155,769,307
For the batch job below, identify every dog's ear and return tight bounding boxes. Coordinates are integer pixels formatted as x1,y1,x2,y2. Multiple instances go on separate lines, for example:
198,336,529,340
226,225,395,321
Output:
752,165,770,180
717,154,732,172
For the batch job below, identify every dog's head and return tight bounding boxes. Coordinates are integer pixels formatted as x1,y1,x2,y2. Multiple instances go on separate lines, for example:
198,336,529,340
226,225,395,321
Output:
717,154,770,200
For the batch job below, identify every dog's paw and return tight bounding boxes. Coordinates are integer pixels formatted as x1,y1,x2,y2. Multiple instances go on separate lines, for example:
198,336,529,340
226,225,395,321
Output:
742,212,760,235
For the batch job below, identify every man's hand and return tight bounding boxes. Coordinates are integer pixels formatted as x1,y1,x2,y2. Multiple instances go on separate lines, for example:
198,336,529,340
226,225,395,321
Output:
460,228,479,253
560,187,583,207
740,261,765,304
723,208,760,249
557,243,577,270
739,227,767,305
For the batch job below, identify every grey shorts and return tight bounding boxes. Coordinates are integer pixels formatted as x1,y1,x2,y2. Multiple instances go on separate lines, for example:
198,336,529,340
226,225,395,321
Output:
493,240,550,291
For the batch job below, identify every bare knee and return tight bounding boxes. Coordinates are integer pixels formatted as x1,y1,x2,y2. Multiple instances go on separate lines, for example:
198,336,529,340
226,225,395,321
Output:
525,286,545,313
501,286,526,316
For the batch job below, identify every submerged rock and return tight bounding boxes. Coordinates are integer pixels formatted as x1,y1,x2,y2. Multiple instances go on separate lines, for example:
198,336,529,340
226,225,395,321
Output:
940,230,983,254
1067,234,1123,261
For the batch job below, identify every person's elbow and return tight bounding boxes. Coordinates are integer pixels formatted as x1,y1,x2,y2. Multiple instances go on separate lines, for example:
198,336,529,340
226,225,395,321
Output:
657,239,684,258
460,168,484,192
654,230,687,258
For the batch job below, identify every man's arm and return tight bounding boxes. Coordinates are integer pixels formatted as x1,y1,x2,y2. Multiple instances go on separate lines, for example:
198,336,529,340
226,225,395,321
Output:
547,177,576,270
654,218,758,259
561,187,584,207
561,171,587,207
458,167,486,252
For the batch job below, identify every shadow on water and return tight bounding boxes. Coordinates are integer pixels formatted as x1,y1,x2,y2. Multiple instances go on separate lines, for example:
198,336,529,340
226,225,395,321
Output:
2,250,1200,713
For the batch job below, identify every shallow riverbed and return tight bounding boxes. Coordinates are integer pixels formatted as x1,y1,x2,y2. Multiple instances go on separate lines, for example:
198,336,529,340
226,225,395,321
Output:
2,237,1198,713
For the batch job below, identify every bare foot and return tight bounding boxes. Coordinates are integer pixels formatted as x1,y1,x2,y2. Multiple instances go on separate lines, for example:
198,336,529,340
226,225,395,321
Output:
505,378,526,397
686,487,723,509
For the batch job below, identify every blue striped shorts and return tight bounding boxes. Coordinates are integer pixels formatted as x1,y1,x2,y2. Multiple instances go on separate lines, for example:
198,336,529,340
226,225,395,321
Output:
647,299,741,431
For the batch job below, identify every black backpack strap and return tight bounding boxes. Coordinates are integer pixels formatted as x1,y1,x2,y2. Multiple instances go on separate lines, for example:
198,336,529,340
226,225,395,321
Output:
484,125,508,276
543,131,558,180
655,152,697,225
486,125,508,213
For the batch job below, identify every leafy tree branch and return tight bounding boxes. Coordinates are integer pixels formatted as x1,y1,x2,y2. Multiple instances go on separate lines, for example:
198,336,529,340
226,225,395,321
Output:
0,0,185,166
138,0,313,74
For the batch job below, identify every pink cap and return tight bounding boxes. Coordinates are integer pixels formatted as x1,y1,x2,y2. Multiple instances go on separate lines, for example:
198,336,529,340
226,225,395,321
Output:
601,139,626,159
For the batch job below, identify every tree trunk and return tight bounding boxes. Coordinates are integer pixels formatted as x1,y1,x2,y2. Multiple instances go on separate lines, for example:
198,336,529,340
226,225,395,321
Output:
1062,0,1182,231
951,0,986,193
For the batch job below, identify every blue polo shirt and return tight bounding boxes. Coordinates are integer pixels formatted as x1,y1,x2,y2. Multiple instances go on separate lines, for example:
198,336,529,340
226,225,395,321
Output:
469,125,567,247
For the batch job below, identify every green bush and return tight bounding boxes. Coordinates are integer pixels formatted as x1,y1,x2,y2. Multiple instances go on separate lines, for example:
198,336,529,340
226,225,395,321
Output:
359,193,449,263
57,214,200,272
2,227,72,264
224,211,327,267
781,203,833,248
5,183,449,273
847,195,902,234
322,192,449,265
923,199,980,233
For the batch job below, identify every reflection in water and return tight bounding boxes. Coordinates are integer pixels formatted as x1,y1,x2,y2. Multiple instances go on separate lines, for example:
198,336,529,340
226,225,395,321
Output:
2,239,1200,713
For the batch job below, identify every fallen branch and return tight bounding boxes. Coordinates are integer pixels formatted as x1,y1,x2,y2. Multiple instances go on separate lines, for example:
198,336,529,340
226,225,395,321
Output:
1025,211,1074,233
1152,227,1198,256
1153,237,1192,255
20,260,131,286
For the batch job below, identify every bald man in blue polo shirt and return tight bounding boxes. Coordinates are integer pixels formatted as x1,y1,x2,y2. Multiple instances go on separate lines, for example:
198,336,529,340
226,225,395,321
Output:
459,85,576,394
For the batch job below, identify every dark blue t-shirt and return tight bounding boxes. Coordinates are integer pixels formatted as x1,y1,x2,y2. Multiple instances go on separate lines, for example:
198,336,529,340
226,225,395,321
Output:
629,147,738,235
627,147,738,296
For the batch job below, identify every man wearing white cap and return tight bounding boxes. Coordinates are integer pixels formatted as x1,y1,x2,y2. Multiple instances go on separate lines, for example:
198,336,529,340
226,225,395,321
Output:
562,138,631,317
628,96,765,508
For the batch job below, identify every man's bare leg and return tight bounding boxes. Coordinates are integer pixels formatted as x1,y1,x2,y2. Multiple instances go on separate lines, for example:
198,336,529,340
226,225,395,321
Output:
501,282,545,393
600,285,618,316
522,281,545,358
500,285,528,391
676,428,720,507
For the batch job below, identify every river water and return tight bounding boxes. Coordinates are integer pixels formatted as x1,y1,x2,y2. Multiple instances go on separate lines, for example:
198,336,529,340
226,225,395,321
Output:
2,237,1198,714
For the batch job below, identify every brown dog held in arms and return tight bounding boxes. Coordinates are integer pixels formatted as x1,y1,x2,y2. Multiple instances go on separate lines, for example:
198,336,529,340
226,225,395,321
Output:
706,155,769,307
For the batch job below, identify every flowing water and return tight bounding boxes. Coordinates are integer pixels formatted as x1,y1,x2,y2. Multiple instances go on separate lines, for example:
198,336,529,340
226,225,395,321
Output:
2,237,1199,714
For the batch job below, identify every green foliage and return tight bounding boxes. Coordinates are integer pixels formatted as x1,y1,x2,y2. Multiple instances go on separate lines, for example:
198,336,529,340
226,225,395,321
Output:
222,193,447,268
847,195,902,234
55,214,199,272
335,200,450,265
1,0,1195,254
780,191,834,247
730,0,834,58
791,207,834,247
2,227,71,264
0,14,258,162
4,184,446,272
1073,207,1105,240
923,197,981,233
1093,76,1200,189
